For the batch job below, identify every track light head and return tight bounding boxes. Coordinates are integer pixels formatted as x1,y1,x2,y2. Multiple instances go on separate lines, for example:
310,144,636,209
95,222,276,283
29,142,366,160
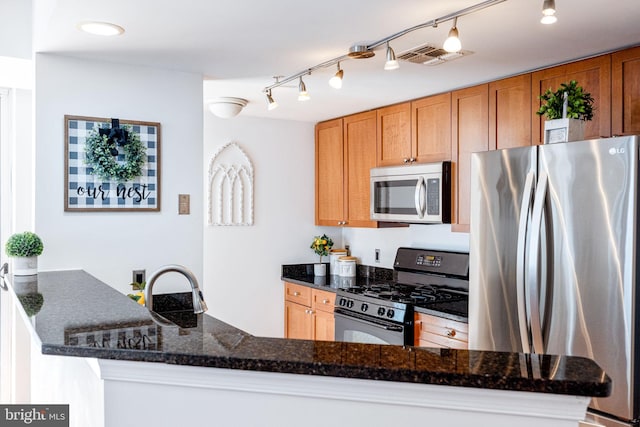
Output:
298,76,310,101
384,43,399,71
541,0,557,24
265,89,278,111
329,63,344,89
443,18,462,53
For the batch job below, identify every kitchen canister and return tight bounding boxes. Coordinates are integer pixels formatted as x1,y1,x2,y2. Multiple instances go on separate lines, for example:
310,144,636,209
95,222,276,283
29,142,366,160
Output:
329,249,348,275
337,256,357,277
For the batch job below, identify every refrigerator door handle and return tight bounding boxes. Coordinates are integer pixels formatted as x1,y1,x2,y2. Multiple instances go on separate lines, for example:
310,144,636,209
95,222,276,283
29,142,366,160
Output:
415,176,426,218
516,171,536,353
527,171,548,354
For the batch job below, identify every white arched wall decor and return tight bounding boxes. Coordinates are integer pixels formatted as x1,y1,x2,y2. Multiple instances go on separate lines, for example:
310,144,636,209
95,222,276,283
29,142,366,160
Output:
207,141,254,226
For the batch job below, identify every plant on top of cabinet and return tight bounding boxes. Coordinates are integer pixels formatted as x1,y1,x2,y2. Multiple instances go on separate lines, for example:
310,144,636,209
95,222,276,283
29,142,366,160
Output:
537,80,595,121
537,80,594,144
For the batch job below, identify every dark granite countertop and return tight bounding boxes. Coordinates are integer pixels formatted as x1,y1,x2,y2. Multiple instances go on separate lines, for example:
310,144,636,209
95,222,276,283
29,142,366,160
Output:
281,263,394,291
8,270,611,397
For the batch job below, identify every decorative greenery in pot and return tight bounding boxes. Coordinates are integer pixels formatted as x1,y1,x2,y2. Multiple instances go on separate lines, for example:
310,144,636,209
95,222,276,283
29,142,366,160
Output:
5,231,44,276
310,234,333,276
536,80,594,121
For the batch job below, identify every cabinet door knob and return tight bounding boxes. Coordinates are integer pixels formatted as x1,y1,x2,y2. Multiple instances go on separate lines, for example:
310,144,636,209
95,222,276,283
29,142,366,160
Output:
410,157,416,162
447,329,457,338
293,291,300,296
403,158,409,163
322,299,330,304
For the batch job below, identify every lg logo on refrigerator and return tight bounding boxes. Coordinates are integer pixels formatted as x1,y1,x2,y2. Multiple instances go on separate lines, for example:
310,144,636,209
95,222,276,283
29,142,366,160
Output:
609,147,626,155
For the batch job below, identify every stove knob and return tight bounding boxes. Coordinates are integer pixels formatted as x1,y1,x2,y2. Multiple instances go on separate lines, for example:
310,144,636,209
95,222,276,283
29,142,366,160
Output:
339,298,346,307
377,307,386,316
387,309,395,319
346,300,354,309
361,303,368,313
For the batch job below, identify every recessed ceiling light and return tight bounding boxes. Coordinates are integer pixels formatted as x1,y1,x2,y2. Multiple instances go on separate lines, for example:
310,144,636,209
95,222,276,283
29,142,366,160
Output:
77,21,125,36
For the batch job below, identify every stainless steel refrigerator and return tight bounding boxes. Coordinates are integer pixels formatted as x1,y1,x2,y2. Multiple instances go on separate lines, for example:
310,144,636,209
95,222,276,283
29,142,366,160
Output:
469,136,639,427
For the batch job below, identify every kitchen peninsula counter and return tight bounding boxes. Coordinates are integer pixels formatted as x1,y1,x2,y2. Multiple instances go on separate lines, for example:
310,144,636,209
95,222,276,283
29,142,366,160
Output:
5,270,611,427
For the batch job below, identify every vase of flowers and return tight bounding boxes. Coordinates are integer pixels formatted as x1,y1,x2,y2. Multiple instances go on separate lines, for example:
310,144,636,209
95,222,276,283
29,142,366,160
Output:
310,234,333,276
537,80,594,144
5,231,44,276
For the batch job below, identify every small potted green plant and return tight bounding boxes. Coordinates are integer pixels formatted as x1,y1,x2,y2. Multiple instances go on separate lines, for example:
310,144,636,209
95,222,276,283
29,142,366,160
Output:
5,231,44,276
310,234,333,276
537,80,594,144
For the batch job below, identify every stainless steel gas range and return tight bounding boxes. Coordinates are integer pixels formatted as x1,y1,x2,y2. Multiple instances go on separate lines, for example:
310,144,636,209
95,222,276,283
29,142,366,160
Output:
334,247,469,346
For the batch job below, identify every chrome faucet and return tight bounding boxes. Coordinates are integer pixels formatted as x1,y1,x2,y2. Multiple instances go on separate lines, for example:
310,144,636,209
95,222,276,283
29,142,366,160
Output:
144,264,208,314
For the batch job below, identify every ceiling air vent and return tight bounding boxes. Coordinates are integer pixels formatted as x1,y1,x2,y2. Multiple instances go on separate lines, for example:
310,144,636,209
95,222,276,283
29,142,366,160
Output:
397,43,473,66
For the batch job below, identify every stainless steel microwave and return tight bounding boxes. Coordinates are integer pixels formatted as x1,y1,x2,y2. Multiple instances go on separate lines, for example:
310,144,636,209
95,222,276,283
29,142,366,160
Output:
370,162,451,224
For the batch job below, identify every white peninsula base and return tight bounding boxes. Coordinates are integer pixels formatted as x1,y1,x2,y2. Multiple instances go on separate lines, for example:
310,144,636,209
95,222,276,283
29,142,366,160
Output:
29,350,591,427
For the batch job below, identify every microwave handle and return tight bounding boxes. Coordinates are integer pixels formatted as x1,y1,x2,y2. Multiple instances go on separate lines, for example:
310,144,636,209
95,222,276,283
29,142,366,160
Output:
414,176,426,218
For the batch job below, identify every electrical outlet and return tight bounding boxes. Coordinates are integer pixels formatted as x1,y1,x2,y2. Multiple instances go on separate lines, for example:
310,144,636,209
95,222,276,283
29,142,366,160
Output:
375,249,380,263
132,269,146,284
178,194,190,215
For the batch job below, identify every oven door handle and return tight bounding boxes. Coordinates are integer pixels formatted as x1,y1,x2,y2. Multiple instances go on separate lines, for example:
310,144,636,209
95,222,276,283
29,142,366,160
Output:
334,309,405,332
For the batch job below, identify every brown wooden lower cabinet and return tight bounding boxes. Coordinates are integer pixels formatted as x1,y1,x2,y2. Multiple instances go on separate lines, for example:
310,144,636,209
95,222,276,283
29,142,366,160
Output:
414,312,468,349
284,282,335,341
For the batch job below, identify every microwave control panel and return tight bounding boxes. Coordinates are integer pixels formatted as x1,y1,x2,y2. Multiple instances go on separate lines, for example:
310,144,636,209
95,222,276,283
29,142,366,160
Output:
426,178,440,215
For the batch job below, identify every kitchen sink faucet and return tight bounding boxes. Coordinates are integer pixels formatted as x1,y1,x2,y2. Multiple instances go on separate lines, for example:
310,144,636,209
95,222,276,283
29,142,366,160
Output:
144,264,208,314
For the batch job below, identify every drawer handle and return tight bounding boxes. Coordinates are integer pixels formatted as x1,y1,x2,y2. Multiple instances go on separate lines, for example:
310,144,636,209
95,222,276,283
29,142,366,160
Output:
447,329,457,338
293,291,300,296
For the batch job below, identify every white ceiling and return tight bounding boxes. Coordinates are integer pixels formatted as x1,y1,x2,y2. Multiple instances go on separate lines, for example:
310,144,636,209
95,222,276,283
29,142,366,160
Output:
32,0,640,123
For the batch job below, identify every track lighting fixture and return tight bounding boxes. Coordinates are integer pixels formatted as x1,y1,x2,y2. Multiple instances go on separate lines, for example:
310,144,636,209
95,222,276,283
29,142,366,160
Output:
261,0,506,110
443,17,462,53
298,76,310,101
540,0,557,24
384,43,400,71
329,63,344,89
265,89,278,111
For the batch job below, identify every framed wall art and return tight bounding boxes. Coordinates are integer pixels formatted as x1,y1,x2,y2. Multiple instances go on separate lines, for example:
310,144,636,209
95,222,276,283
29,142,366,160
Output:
64,115,161,212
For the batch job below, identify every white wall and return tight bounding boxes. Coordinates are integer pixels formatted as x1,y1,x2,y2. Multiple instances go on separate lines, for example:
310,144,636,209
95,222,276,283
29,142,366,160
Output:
203,115,335,337
34,53,204,295
0,0,31,60
343,225,469,268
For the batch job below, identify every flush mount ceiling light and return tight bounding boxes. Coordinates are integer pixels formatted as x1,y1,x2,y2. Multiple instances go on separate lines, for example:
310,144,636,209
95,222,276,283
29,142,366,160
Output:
207,97,248,119
77,21,125,36
443,17,462,53
540,0,558,24
384,42,400,71
329,63,344,89
262,0,506,110
298,76,310,101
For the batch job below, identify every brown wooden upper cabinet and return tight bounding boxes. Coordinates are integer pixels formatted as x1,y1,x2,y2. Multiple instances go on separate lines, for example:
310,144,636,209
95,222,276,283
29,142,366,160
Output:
376,102,412,166
315,112,378,228
451,84,489,233
377,97,452,167
489,74,532,149
411,93,452,163
612,46,640,136
315,118,345,226
531,55,611,145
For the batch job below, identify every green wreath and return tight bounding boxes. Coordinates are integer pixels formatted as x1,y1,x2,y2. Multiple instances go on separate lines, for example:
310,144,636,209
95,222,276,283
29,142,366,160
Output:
84,125,147,182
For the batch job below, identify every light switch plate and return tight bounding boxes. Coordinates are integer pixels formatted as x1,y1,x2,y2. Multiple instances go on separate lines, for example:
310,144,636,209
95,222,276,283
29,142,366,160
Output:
178,194,190,215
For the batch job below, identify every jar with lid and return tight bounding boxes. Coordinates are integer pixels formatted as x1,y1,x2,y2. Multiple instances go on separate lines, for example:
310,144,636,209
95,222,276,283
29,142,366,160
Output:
337,256,357,277
329,249,348,276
